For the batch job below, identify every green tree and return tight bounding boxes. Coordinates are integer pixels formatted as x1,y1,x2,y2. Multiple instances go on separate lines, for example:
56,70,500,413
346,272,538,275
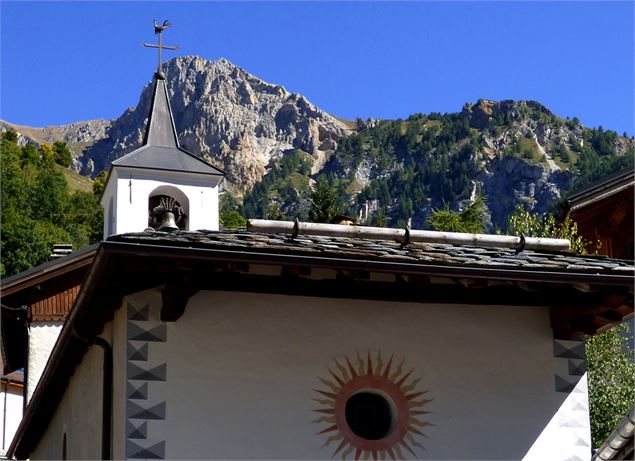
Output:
92,171,108,197
66,190,104,244
53,141,72,167
266,204,285,221
586,323,635,447
507,206,599,254
220,210,247,228
1,220,72,276
20,143,40,166
2,129,18,142
0,133,103,277
428,196,487,233
309,176,339,223
32,167,70,223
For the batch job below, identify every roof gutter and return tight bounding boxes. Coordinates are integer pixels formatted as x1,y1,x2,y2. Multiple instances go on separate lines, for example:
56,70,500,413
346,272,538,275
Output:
569,181,635,213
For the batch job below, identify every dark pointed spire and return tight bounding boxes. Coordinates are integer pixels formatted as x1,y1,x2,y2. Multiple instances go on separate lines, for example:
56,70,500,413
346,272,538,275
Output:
144,76,179,148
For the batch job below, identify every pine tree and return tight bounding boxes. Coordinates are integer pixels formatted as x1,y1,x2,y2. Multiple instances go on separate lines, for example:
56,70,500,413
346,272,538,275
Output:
309,176,338,223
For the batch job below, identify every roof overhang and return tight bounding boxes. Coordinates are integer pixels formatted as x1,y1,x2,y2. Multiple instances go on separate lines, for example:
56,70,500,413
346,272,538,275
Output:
564,169,635,217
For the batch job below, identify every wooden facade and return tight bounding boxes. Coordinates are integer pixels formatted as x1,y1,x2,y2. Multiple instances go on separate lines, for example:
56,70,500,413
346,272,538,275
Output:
30,285,81,322
563,170,634,260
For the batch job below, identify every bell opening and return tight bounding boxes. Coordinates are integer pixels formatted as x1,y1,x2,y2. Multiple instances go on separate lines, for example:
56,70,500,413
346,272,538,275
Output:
149,194,187,231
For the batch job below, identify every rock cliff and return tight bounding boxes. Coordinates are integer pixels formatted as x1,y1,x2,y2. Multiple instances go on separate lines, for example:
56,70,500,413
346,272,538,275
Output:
78,56,350,188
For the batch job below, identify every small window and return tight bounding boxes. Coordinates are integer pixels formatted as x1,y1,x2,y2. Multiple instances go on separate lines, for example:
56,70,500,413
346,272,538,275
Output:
345,392,393,440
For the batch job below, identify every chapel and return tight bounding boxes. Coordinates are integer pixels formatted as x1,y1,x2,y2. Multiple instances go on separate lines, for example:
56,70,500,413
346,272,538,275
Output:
3,23,634,461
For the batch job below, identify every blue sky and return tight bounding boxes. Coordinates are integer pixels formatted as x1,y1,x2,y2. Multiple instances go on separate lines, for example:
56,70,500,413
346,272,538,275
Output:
1,1,634,135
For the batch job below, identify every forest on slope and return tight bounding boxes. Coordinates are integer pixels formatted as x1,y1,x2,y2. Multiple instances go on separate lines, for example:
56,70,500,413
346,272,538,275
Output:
240,100,633,229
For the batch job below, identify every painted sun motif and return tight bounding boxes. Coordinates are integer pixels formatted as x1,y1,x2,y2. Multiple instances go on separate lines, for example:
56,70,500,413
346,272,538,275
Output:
313,351,432,460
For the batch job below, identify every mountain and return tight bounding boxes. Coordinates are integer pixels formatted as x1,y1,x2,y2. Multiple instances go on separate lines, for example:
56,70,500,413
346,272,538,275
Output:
75,56,351,189
312,100,634,229
2,57,633,231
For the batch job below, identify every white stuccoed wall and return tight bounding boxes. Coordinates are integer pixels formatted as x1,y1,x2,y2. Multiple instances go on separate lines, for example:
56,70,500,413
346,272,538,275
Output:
29,330,107,460
116,290,573,460
25,289,588,460
0,383,23,456
101,167,220,238
27,321,63,401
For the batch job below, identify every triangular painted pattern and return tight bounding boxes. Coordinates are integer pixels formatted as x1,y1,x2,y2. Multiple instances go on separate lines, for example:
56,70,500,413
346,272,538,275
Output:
563,456,584,461
128,362,166,381
557,413,585,429
127,302,150,321
126,420,148,439
567,359,586,376
128,322,167,342
571,402,587,412
553,340,586,360
127,381,149,400
126,440,165,459
127,341,149,361
127,401,166,420
573,437,589,446
555,375,577,393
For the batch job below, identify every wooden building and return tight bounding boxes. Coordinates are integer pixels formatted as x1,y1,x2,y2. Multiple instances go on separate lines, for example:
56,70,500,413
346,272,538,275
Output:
562,169,634,259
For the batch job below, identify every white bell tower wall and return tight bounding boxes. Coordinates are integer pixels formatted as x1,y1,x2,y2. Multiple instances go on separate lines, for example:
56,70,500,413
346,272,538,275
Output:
101,167,220,238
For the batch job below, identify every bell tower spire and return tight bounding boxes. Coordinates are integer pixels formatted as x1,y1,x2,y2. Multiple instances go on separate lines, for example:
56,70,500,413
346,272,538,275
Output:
99,21,225,239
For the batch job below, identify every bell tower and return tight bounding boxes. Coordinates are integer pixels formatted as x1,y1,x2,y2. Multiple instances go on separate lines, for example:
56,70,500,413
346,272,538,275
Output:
100,21,224,238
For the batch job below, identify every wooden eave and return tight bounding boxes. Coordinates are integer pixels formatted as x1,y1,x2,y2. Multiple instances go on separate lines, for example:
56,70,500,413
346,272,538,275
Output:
563,169,635,219
0,245,97,297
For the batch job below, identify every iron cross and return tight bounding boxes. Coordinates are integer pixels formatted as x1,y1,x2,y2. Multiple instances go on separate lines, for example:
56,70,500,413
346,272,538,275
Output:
142,20,180,73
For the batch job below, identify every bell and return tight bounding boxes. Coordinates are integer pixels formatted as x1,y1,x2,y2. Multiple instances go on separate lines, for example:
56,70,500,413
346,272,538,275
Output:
157,211,179,232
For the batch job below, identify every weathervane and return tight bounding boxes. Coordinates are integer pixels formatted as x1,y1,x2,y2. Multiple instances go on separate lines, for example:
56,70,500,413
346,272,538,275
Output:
142,20,180,78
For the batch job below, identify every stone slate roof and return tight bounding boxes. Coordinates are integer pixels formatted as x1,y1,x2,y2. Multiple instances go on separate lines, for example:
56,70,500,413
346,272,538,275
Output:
108,229,635,283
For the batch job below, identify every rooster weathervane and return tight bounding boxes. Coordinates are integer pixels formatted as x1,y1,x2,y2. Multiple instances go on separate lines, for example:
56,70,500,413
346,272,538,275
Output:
143,20,180,77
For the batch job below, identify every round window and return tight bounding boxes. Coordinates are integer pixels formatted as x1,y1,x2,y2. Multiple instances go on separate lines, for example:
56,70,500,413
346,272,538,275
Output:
345,392,393,440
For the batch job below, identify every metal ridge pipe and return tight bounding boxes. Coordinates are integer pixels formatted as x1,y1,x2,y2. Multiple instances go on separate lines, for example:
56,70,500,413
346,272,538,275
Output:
247,219,571,251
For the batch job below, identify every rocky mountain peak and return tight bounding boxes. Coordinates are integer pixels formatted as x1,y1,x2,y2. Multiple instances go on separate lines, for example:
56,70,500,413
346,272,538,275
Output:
79,56,350,188
462,99,554,130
